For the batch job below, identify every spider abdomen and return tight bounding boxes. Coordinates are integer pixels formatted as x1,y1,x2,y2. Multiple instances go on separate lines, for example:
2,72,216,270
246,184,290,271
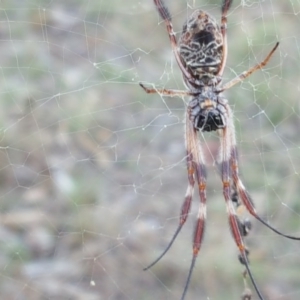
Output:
179,10,223,82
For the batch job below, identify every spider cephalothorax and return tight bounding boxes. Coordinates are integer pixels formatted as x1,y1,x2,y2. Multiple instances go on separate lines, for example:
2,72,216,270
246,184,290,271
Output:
189,88,227,132
140,1,299,300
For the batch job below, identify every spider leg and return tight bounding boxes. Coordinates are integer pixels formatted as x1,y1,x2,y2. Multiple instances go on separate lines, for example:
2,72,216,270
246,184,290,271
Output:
218,0,233,77
232,182,253,300
143,111,199,272
181,111,207,300
139,83,196,97
153,0,194,82
230,143,300,240
220,106,264,300
225,104,300,239
143,224,183,271
218,42,279,92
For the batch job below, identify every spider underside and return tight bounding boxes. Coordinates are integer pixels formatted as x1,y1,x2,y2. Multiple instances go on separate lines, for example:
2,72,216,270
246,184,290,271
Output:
140,1,300,299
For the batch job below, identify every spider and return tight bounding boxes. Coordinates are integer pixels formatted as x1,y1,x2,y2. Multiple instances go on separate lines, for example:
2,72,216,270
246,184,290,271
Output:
140,0,300,299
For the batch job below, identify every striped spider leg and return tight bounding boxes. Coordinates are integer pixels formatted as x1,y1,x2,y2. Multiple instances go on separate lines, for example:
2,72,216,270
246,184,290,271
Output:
140,0,300,299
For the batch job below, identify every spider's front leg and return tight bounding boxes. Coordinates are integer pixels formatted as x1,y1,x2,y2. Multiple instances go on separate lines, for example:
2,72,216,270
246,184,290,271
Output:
231,184,253,300
142,110,203,271
219,105,264,299
181,107,208,300
143,109,208,300
223,101,300,299
228,112,300,240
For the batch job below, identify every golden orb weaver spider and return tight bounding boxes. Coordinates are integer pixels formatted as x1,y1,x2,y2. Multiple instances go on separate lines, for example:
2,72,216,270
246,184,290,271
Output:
140,1,300,299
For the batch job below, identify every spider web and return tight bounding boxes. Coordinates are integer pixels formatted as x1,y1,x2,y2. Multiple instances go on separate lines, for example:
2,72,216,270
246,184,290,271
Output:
1,0,300,299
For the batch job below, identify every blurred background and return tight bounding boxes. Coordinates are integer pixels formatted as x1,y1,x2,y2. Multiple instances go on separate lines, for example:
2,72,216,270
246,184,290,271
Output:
0,0,300,299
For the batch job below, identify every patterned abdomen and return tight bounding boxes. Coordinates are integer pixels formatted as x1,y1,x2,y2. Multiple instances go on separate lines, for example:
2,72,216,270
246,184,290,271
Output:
179,10,223,82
